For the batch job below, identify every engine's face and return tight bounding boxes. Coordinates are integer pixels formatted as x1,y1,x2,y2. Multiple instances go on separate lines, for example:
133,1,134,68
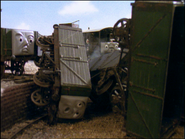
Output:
57,95,88,119
101,42,120,54
12,30,35,56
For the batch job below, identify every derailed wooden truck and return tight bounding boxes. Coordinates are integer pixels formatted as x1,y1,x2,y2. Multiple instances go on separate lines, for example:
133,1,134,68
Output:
121,1,184,138
31,23,92,122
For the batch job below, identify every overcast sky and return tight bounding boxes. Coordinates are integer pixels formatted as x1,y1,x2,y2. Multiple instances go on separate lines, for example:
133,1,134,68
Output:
1,1,134,35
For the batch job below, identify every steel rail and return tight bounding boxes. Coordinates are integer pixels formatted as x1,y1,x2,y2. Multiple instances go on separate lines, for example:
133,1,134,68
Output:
1,114,47,139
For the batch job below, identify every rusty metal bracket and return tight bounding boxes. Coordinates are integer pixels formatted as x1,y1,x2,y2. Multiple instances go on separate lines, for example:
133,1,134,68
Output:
61,59,87,63
53,24,60,96
113,67,126,115
132,58,158,66
113,67,124,93
133,14,167,51
45,53,56,65
61,55,81,60
132,90,163,100
3,48,11,51
136,53,167,61
60,43,83,48
130,83,155,93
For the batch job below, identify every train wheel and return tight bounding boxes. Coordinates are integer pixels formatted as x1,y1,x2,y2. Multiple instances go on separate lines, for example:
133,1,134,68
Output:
33,71,51,88
31,89,50,107
113,18,131,43
96,79,113,95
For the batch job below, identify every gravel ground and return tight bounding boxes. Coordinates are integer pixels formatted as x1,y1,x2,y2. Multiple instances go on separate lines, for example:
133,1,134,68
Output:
1,61,184,139
5,107,185,139
15,111,126,139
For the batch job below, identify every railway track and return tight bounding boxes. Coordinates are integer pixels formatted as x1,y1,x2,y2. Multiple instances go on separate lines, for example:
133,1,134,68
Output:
2,73,33,83
1,114,47,139
1,81,44,132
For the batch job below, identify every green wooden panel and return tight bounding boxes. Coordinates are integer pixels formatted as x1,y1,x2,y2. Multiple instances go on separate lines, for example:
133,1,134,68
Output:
126,2,175,138
1,28,12,56
127,92,162,138
61,86,91,97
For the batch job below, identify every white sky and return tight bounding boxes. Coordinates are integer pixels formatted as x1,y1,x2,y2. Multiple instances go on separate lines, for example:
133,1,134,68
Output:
1,1,134,35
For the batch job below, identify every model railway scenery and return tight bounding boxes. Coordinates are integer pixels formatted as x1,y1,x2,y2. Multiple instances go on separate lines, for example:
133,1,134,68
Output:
1,1,184,139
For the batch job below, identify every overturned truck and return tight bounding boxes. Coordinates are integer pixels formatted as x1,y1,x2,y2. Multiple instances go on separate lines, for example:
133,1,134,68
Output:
31,23,92,123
